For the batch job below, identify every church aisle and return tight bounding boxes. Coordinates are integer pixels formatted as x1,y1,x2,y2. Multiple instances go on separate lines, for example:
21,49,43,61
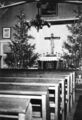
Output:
67,87,82,120
73,89,82,120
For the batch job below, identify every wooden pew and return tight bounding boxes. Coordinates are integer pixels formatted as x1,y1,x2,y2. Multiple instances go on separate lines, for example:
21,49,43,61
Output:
0,70,75,104
50,71,75,108
71,71,75,104
0,75,71,112
0,82,59,120
20,74,70,115
0,84,50,120
0,70,75,119
52,74,73,112
0,97,32,120
41,72,73,113
0,77,65,120
53,71,75,104
0,75,70,118
25,71,74,112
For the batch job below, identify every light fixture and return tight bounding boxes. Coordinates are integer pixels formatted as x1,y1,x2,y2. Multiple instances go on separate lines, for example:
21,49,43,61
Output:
30,1,51,31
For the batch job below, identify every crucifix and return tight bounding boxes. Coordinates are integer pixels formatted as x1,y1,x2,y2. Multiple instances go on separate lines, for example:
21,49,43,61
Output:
44,33,60,55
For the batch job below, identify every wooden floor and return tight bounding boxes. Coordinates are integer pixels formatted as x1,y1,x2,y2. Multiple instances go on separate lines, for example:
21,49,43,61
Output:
68,85,82,120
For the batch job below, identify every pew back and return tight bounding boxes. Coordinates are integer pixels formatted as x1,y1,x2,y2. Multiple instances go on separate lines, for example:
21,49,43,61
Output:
0,97,32,120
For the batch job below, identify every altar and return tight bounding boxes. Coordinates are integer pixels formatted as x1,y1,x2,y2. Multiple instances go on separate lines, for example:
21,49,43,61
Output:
38,54,64,70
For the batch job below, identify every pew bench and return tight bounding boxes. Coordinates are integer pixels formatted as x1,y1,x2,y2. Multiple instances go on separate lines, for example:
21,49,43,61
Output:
53,72,75,113
0,83,59,120
0,97,32,120
0,71,75,120
52,71,76,104
0,85,50,120
35,72,73,114
0,77,65,120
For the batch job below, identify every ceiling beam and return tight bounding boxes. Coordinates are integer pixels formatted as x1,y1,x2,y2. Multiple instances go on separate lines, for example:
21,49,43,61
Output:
47,18,79,25
64,0,82,4
0,1,27,9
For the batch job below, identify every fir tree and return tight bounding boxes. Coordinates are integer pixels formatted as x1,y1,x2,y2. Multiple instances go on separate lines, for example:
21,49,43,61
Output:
5,10,39,69
63,15,82,69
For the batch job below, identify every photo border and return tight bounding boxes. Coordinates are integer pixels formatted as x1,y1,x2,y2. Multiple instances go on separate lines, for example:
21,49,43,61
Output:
2,27,11,39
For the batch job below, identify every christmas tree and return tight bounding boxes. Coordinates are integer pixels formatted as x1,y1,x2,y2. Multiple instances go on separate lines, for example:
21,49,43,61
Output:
63,15,82,69
5,10,39,69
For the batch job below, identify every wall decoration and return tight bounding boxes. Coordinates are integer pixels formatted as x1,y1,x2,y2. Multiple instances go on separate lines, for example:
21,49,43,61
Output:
41,2,58,17
3,28,11,39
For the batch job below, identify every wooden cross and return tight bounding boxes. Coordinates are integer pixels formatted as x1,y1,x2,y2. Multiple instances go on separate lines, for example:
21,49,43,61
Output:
45,33,60,55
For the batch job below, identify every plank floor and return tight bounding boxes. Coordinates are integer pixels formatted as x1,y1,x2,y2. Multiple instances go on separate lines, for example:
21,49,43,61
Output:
68,85,82,120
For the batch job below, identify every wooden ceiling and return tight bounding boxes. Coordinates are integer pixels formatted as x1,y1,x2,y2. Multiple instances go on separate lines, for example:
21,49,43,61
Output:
1,0,82,5
0,0,81,24
0,0,82,9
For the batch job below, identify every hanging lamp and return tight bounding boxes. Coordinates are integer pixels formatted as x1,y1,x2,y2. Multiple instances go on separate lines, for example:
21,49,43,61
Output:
30,1,51,31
